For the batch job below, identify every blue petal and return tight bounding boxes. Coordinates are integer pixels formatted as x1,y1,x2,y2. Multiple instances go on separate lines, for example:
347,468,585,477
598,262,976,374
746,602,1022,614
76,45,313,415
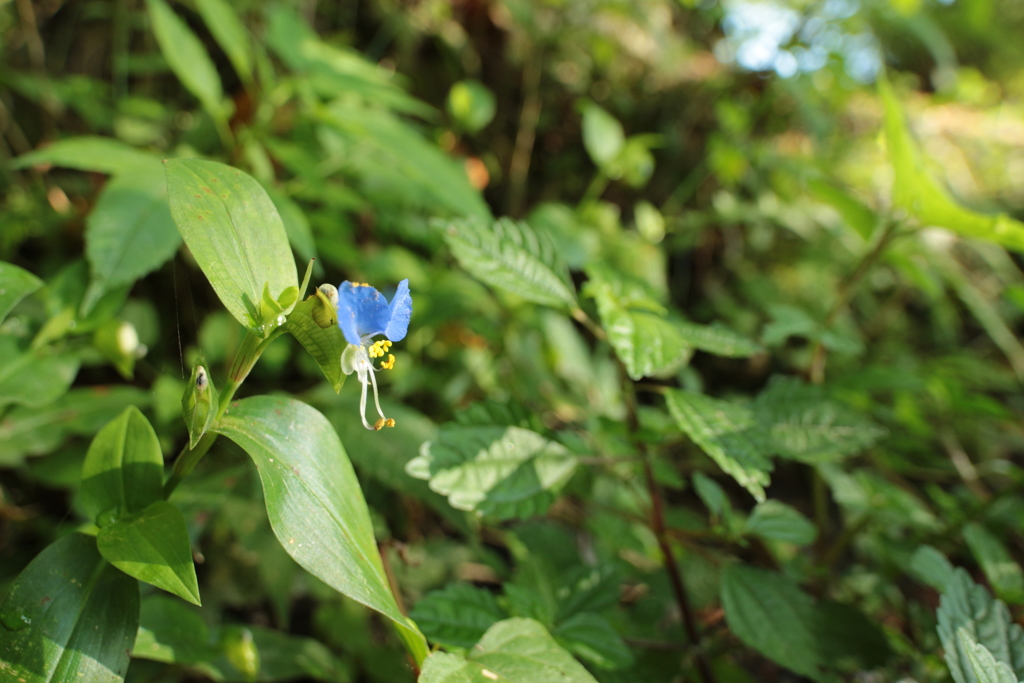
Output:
336,282,390,345
384,279,412,342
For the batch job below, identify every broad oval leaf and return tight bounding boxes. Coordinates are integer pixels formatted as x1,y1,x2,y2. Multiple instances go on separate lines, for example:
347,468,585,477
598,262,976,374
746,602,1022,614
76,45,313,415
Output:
80,405,165,524
211,395,427,664
437,217,578,309
0,337,79,409
0,533,140,683
164,159,298,335
406,425,578,519
0,261,43,323
145,0,224,120
409,583,506,650
721,564,822,679
12,136,159,175
97,500,200,605
938,569,1024,683
83,166,182,313
743,500,817,546
910,544,957,591
419,618,599,683
580,102,625,168
666,389,772,503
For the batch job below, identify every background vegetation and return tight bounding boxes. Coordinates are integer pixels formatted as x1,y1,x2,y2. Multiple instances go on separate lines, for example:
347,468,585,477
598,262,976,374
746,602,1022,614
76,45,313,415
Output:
3,0,1024,681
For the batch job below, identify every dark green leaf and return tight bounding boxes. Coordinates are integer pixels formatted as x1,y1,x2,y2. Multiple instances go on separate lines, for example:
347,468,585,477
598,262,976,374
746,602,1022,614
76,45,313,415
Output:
145,0,224,120
418,618,599,683
164,159,298,335
0,533,140,683
97,500,200,605
721,564,822,679
554,612,634,670
82,166,181,313
133,595,212,664
666,390,771,503
815,600,893,670
438,217,577,309
964,523,1024,605
80,405,165,524
212,395,427,664
0,261,43,323
410,583,506,650
0,338,79,409
406,425,578,519
744,500,817,546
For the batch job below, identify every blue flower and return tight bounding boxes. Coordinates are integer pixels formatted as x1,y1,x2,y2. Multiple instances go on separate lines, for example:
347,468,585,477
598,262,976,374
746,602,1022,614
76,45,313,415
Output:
337,280,411,430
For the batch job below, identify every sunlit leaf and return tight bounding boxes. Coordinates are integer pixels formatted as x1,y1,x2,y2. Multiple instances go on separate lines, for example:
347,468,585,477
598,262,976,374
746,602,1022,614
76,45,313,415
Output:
580,101,625,168
419,618,599,683
666,389,771,503
212,395,428,665
437,217,577,309
407,425,578,519
164,159,298,335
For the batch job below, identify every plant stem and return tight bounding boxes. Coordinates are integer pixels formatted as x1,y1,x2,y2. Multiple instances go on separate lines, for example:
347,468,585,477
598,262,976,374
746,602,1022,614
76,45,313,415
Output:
507,52,543,217
809,219,902,385
163,328,285,498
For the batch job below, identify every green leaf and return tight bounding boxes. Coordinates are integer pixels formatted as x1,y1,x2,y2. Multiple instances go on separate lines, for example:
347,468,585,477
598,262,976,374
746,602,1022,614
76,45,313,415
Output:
164,159,298,335
182,357,218,449
879,75,1024,250
322,103,490,218
594,301,691,380
937,569,1024,683
12,136,160,175
133,595,212,664
744,500,817,546
406,425,578,519
580,101,625,168
961,629,1022,683
0,337,79,408
194,0,253,83
145,0,225,120
721,564,822,679
0,386,151,466
666,390,772,503
0,261,42,323
410,583,506,650
553,612,634,670
438,217,577,309
211,395,427,664
910,544,957,591
673,320,764,358
80,405,165,525
807,178,877,241
82,166,182,313
267,187,318,267
815,600,893,670
97,500,200,605
963,524,1024,605
0,533,140,683
447,80,496,133
418,618,599,683
286,293,347,393
692,471,733,520
752,377,885,463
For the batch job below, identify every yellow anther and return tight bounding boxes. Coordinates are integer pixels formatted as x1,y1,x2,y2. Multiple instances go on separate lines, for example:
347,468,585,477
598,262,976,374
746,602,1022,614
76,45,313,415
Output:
374,418,386,431
381,354,396,370
369,340,388,358
352,282,371,288
385,418,396,428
